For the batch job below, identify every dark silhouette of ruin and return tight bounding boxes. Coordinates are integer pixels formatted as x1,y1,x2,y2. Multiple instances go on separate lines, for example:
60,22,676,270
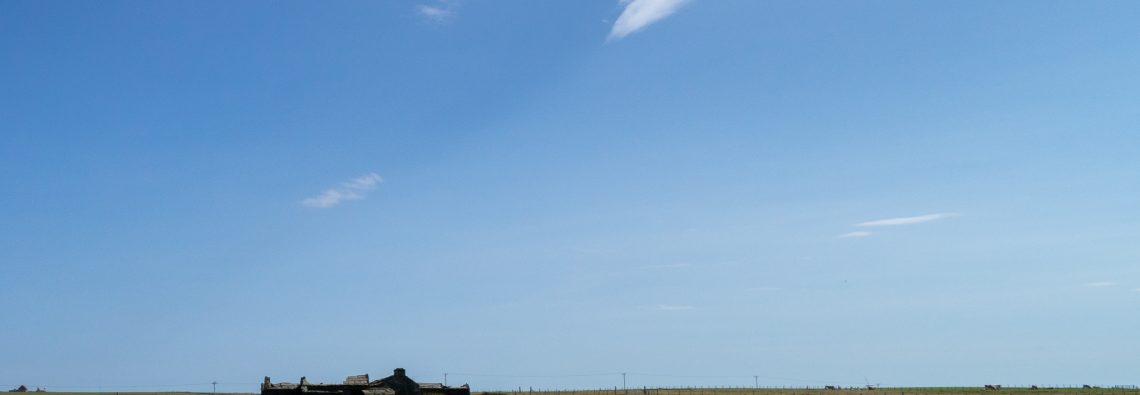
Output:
263,368,469,395
8,386,27,393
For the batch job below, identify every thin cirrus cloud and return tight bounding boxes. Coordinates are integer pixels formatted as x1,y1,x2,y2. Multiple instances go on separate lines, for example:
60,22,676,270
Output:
839,231,873,238
301,173,383,208
608,0,689,40
856,213,959,227
416,1,457,22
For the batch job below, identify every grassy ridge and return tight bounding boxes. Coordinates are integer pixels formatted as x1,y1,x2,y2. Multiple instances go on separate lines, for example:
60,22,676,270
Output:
12,393,239,395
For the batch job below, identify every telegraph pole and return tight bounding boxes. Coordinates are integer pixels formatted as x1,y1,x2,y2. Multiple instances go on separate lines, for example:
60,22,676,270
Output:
622,373,627,392
444,373,448,386
754,376,758,388
212,382,218,395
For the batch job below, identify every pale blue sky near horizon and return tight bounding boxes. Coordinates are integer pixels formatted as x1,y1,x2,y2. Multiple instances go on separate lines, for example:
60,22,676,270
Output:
3,0,1140,392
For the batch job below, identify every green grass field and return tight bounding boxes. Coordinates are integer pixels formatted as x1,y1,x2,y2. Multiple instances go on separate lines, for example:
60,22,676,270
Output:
477,387,1140,395
12,393,243,395
23,387,1140,395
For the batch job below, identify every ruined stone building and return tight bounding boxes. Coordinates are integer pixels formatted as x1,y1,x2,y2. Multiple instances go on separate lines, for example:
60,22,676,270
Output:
262,368,469,395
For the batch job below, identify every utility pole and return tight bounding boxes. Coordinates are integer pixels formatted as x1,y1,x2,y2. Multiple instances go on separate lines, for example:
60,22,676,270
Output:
754,376,758,388
622,373,627,392
212,382,218,395
444,373,448,386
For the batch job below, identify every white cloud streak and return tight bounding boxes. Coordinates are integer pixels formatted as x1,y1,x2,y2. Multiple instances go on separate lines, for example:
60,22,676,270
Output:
608,0,688,40
417,1,456,22
302,173,383,208
856,213,958,227
839,231,873,238
641,263,691,269
644,304,695,311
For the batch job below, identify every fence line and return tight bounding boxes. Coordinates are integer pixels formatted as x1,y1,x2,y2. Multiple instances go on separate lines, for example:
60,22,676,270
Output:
486,386,1140,395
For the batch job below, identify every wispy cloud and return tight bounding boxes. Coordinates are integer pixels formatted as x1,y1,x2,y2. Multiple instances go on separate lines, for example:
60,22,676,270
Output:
839,231,873,238
417,1,457,22
856,213,959,227
608,0,689,40
644,304,695,311
302,173,383,208
641,263,691,269
1084,281,1115,288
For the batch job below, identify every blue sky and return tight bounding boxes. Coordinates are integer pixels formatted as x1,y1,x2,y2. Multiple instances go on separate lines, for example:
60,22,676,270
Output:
3,0,1140,391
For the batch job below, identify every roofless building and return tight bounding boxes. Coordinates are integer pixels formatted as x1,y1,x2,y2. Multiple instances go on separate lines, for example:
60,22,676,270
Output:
263,368,469,395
